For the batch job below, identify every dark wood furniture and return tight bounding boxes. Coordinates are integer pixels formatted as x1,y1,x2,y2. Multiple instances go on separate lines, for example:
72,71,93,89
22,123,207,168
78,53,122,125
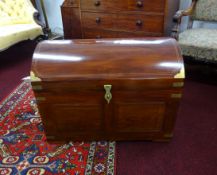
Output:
30,0,36,7
30,38,184,142
171,0,197,40
61,0,180,39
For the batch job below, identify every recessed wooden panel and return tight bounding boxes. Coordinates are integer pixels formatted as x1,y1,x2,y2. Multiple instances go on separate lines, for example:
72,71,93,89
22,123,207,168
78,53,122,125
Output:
51,104,103,133
113,102,165,132
116,14,164,33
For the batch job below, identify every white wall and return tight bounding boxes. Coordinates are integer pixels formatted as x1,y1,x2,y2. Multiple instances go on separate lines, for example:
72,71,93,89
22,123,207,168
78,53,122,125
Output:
36,0,64,35
38,0,217,36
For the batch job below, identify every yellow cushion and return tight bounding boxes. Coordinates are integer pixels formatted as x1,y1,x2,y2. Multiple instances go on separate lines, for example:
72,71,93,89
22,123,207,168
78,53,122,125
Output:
0,0,36,26
0,0,43,50
0,24,43,51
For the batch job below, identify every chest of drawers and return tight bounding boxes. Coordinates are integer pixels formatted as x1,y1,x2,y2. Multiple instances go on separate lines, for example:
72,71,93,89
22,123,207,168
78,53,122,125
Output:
61,0,179,39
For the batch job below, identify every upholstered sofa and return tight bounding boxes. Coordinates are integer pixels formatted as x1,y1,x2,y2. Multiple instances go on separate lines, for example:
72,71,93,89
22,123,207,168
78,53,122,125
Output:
172,0,217,64
0,0,43,51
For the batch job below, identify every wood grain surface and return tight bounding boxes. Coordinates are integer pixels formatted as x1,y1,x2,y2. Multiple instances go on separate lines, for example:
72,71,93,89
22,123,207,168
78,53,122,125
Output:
31,38,184,142
61,0,180,39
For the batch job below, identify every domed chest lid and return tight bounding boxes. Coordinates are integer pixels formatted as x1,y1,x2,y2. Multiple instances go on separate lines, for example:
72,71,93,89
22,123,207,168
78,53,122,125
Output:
31,38,184,81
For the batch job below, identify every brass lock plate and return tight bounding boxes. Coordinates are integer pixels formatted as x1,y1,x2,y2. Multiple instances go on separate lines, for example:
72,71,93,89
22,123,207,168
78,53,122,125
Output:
104,85,112,104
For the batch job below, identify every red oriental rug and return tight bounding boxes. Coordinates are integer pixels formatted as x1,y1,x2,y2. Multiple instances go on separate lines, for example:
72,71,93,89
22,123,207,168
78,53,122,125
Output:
0,82,116,175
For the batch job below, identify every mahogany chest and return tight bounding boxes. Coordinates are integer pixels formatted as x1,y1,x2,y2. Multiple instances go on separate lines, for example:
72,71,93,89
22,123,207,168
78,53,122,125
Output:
31,38,184,142
61,0,180,39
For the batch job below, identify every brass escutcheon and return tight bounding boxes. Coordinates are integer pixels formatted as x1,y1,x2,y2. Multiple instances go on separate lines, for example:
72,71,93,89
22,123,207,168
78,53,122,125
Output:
104,85,112,104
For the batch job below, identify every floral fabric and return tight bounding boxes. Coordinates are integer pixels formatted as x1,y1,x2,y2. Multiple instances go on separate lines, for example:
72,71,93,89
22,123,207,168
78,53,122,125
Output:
192,0,217,22
179,28,217,62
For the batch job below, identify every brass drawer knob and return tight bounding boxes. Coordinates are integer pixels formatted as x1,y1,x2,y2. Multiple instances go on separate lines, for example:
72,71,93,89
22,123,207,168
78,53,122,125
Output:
136,20,143,26
94,1,100,6
69,0,74,5
96,17,101,24
137,1,143,7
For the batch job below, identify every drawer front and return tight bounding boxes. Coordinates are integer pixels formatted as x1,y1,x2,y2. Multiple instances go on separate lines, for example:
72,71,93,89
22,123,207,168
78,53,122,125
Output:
116,14,164,33
80,0,123,11
82,12,115,29
128,0,166,13
83,28,118,39
117,31,163,38
80,0,165,13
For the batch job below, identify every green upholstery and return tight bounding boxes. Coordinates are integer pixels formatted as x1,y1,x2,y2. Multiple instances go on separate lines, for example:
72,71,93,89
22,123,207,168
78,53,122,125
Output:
179,28,217,62
192,0,217,22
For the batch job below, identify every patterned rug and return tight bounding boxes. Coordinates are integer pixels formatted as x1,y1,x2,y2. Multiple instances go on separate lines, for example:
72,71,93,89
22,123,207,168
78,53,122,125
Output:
0,82,115,175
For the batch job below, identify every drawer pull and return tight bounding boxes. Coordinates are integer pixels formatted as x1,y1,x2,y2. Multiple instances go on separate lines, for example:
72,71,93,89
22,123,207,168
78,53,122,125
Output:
96,35,101,39
69,0,74,5
94,1,100,6
96,17,101,24
136,20,143,26
104,85,112,104
136,1,143,8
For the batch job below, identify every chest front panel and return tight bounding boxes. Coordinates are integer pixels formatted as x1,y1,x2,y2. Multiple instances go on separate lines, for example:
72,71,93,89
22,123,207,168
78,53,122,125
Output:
32,79,183,142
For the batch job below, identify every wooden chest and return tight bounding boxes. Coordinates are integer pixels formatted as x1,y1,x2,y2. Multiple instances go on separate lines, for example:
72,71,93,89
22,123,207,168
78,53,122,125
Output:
61,0,180,39
31,38,184,142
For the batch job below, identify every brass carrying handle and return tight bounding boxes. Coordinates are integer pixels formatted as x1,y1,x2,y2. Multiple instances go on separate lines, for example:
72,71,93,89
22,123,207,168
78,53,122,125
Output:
104,85,112,104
